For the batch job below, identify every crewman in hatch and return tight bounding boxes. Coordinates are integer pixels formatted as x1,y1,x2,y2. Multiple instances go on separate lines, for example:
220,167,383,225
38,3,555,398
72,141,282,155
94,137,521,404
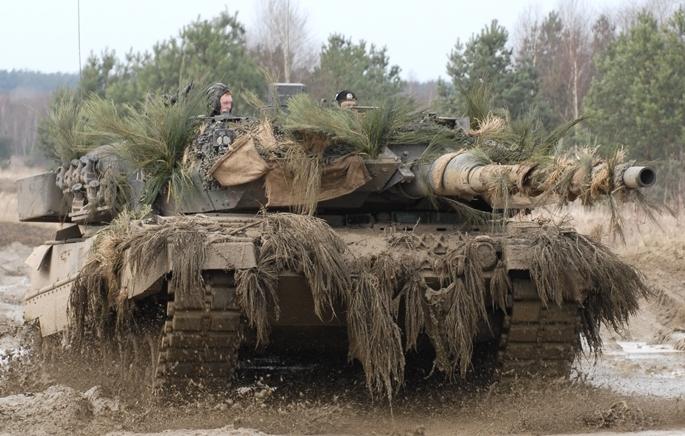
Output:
335,90,358,109
207,82,234,115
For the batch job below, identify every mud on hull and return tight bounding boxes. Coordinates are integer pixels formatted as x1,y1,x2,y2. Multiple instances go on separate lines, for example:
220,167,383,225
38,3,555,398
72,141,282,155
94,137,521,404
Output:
23,216,585,390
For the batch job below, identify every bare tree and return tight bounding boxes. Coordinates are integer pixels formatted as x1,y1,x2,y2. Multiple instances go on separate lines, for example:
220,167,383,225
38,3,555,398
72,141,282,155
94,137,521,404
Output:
404,79,439,108
559,0,593,121
513,1,599,125
0,90,49,156
614,0,681,30
513,5,544,67
249,0,317,82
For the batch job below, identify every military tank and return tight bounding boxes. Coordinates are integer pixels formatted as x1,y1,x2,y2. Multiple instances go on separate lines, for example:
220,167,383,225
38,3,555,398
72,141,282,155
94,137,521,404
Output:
17,86,656,397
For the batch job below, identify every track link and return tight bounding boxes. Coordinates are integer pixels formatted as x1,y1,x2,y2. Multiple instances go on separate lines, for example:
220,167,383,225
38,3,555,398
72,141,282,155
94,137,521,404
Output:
498,276,581,378
155,271,241,388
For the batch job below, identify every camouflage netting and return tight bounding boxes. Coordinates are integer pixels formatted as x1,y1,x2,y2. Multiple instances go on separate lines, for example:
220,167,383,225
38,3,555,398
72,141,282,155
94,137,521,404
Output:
68,212,650,401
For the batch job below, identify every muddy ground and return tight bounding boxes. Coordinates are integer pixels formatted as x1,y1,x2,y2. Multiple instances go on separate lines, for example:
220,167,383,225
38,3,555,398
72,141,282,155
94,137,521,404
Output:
1,168,684,435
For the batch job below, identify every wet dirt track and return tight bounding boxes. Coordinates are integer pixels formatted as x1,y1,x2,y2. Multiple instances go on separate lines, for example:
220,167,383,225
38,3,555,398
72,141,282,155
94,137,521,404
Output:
578,341,685,399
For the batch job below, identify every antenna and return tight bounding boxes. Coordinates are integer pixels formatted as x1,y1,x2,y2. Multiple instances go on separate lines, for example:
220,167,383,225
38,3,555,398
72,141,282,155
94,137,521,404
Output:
285,0,290,82
77,0,82,82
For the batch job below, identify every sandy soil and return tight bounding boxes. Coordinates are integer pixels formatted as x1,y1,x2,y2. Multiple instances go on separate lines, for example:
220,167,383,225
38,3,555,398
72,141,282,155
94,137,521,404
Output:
0,169,684,435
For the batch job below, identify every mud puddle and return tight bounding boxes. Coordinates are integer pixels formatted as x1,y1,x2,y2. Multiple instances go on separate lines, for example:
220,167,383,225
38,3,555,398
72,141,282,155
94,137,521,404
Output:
0,243,31,323
577,341,685,399
0,242,32,359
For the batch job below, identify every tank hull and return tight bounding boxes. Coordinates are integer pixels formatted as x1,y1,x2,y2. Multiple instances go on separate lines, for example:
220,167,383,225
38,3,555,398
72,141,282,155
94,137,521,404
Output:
24,214,583,387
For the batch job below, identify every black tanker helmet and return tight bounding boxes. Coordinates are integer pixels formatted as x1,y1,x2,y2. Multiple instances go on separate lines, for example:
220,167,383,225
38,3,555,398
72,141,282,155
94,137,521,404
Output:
334,90,357,106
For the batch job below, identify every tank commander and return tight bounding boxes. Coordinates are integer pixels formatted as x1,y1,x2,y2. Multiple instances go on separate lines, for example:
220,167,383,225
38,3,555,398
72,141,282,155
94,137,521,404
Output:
207,82,234,116
335,90,358,109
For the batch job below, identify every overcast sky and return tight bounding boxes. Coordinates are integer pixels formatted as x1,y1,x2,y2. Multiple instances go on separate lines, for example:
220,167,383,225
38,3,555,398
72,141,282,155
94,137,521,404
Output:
1,0,627,82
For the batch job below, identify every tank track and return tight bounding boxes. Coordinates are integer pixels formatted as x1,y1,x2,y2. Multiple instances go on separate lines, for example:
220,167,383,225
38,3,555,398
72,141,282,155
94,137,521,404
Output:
152,271,578,386
497,275,582,378
155,271,242,388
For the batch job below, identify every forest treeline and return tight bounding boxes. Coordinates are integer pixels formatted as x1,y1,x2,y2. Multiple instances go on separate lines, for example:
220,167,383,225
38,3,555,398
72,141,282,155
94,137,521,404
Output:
0,0,683,165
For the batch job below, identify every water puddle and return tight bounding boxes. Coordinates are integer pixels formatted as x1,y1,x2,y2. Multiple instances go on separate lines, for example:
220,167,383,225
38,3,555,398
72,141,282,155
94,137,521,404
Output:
577,341,685,398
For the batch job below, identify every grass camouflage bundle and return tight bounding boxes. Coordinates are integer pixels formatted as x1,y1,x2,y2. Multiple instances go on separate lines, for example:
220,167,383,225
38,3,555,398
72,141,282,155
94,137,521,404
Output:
345,256,405,402
258,213,352,319
38,91,97,163
458,85,585,164
123,216,242,309
529,225,651,351
68,213,232,347
67,209,145,347
400,265,428,352
235,258,280,347
282,145,323,215
489,260,511,312
68,261,111,347
265,95,414,214
84,88,206,204
283,94,412,158
429,239,492,377
67,211,650,402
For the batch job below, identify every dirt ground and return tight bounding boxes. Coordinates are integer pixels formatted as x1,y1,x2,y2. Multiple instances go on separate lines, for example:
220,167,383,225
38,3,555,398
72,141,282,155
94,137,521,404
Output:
1,167,684,435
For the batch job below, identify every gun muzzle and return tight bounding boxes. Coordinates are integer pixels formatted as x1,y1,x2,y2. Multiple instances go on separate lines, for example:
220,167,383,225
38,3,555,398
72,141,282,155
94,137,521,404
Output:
621,166,656,188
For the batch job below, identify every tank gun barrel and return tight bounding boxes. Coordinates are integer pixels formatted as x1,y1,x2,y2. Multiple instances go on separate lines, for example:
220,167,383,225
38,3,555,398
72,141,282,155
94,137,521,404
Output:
403,151,656,206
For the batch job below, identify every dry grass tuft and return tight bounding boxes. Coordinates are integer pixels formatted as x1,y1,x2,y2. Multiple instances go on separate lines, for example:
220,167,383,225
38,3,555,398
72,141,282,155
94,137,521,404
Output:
529,225,651,351
68,261,111,347
401,266,428,352
67,208,147,347
281,145,323,215
346,256,405,402
489,260,511,312
235,258,279,347
258,213,352,320
430,238,491,377
467,114,506,138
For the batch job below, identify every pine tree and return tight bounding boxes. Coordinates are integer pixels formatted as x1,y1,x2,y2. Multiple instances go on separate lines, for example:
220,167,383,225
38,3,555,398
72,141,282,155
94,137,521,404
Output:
584,10,685,160
307,34,403,104
443,20,537,119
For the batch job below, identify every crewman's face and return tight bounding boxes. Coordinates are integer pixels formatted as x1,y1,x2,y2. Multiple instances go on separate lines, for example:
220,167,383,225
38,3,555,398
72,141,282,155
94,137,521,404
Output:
220,93,233,113
340,99,357,109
